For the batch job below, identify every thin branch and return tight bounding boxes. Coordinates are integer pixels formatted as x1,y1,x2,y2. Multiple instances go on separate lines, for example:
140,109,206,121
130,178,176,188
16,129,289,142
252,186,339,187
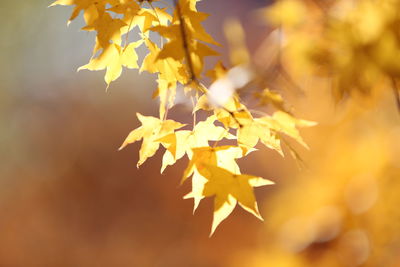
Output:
174,0,197,83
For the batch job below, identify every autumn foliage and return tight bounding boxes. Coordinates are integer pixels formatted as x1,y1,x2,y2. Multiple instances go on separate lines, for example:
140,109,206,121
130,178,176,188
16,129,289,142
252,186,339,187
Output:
50,0,400,239
50,0,319,235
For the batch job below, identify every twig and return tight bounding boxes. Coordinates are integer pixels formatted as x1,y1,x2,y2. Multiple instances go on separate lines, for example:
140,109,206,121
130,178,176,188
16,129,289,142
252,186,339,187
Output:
173,0,197,83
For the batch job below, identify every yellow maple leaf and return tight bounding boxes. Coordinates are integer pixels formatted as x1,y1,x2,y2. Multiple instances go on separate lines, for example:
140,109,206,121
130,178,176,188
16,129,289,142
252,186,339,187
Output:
78,41,142,87
184,168,208,213
141,39,186,79
158,115,235,173
107,0,140,20
149,0,219,79
237,117,283,155
107,0,142,34
82,12,126,49
140,38,188,118
50,0,116,25
260,111,316,149
182,146,229,181
119,113,185,167
186,164,274,236
152,24,218,77
183,145,256,214
128,7,172,33
174,0,220,46
193,95,251,128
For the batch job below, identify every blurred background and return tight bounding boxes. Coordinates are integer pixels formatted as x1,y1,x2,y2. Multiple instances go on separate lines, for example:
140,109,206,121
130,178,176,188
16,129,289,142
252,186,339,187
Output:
1,0,400,266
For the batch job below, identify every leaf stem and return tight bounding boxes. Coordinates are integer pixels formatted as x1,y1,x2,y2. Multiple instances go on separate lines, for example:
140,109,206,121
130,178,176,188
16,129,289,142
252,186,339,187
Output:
191,95,197,129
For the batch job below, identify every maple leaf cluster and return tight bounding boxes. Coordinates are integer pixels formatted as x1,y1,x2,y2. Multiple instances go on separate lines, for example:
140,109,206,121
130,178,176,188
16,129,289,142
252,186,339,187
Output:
51,0,315,235
263,0,400,104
